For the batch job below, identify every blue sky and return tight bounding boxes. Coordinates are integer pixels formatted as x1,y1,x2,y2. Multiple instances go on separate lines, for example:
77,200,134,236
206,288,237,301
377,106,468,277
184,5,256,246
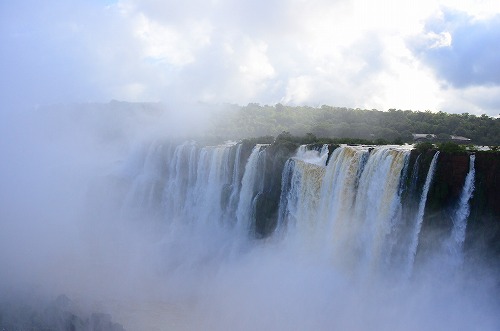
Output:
1,0,500,116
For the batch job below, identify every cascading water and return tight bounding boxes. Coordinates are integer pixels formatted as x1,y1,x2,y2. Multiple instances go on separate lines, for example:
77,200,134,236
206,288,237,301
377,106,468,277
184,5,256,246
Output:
120,141,270,236
444,154,476,264
119,140,172,221
295,144,329,165
351,147,409,273
111,140,500,331
405,151,439,277
122,142,485,276
225,143,243,223
235,144,267,233
163,141,197,220
121,141,245,229
276,158,295,232
278,145,413,275
120,141,490,278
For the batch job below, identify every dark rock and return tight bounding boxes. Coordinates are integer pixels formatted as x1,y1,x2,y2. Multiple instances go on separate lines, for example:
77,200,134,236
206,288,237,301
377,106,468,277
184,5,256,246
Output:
467,152,500,259
253,140,299,237
425,151,470,228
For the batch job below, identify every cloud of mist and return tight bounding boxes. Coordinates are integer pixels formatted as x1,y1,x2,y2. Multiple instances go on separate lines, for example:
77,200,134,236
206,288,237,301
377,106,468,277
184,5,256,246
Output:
1,105,500,331
0,102,187,298
1,0,500,326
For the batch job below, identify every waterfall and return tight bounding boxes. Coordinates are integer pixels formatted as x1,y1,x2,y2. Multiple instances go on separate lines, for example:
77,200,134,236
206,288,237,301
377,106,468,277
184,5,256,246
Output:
277,145,412,275
352,147,409,272
276,158,295,232
316,146,369,260
177,143,237,226
225,143,243,223
121,141,168,217
403,153,421,208
116,141,245,228
120,141,269,233
119,141,488,280
295,144,329,166
318,147,368,233
444,154,476,263
405,151,440,277
286,158,326,239
163,142,197,220
108,138,500,331
235,144,267,233
388,153,421,268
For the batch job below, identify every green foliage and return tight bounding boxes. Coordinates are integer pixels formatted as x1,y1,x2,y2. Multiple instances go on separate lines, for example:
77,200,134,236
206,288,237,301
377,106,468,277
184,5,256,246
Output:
275,131,294,142
316,137,374,145
304,132,317,144
374,138,389,145
392,137,404,145
415,142,434,153
466,144,479,152
241,136,275,145
437,142,466,153
209,104,500,145
275,103,285,112
275,131,320,144
245,134,376,147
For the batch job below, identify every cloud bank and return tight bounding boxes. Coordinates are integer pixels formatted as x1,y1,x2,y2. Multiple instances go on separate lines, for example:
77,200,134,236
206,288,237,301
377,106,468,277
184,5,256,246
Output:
1,0,500,116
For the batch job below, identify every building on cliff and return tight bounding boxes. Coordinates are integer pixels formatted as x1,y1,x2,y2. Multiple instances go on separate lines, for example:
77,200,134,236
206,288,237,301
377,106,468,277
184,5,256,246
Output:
413,133,471,142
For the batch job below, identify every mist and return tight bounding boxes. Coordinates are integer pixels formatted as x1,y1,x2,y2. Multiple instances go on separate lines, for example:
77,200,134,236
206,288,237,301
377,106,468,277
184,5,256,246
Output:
0,103,499,330
1,0,500,328
0,102,207,328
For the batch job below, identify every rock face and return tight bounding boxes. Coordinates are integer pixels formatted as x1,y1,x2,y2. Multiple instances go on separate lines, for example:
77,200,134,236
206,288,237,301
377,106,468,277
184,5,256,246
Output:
413,150,499,259
468,152,500,258
250,142,500,260
473,152,500,217
117,138,500,261
254,141,299,237
424,151,471,229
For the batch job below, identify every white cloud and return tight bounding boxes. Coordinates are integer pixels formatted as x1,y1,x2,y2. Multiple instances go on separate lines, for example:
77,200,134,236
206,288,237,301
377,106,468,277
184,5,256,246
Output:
133,13,212,66
439,0,500,20
1,0,500,116
439,85,500,116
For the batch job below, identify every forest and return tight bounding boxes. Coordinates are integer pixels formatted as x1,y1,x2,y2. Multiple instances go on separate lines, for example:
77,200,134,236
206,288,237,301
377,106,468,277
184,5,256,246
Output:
208,104,500,146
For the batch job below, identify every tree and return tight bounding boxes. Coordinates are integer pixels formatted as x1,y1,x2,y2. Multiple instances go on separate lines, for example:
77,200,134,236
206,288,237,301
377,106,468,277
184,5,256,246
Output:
438,142,465,152
415,142,434,153
392,137,404,145
304,133,317,144
275,103,285,112
276,131,293,142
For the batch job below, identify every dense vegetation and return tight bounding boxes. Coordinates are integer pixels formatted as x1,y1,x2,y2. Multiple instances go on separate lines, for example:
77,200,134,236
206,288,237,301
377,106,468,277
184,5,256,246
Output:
209,104,500,146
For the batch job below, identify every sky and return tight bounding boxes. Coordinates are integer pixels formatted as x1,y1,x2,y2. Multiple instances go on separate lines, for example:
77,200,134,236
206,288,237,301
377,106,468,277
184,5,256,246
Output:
1,0,500,116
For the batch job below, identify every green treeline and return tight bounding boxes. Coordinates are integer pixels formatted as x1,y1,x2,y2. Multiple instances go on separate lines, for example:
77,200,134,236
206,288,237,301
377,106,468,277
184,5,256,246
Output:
209,104,500,146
